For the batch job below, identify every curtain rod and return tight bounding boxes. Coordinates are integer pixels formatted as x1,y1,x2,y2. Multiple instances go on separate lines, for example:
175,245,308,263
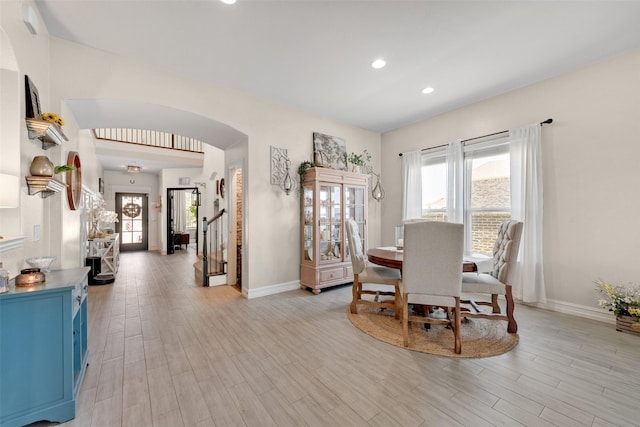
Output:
398,118,553,156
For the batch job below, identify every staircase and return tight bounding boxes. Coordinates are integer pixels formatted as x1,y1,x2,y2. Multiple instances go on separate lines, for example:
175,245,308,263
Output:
197,209,227,286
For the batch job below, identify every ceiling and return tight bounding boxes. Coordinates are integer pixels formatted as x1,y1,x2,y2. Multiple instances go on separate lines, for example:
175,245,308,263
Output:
33,0,640,171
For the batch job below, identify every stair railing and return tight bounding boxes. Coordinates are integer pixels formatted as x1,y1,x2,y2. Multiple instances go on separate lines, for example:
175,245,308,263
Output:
201,209,226,287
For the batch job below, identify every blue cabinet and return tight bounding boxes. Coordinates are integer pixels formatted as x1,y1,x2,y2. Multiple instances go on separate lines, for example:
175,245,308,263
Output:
0,267,90,427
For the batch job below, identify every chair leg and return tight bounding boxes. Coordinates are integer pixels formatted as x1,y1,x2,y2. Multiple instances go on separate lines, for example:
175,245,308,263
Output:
453,297,461,354
350,275,360,314
491,294,501,313
394,284,401,320
402,293,409,347
505,285,518,333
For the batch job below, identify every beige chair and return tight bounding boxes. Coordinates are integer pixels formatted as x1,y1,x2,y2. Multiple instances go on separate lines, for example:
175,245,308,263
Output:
401,221,464,353
461,219,523,333
345,218,401,317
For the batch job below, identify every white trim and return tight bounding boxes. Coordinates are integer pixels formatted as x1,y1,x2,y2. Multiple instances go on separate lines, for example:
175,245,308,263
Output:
246,282,615,326
245,280,301,299
525,298,615,324
0,236,26,253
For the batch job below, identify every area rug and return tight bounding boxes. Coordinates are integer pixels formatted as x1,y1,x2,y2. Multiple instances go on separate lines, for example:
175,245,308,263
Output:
347,305,518,358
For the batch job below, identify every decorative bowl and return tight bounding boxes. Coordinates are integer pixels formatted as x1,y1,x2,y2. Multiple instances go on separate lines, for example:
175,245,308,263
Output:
26,256,56,273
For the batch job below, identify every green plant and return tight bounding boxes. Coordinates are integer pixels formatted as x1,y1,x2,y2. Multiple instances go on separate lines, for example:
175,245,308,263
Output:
347,149,371,167
54,164,74,174
298,160,314,191
298,160,314,176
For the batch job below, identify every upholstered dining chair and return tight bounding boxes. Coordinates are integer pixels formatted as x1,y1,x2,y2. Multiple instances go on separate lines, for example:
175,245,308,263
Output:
401,221,464,353
461,219,523,333
345,218,402,317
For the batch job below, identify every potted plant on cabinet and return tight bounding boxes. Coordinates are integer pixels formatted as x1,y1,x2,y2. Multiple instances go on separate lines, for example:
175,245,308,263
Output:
347,149,371,173
298,160,314,191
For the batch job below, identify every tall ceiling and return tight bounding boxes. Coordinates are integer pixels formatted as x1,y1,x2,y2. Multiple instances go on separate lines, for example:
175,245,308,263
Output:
32,0,640,170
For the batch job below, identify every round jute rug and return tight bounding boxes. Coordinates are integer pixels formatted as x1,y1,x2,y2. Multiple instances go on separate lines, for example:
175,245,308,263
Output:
347,306,518,358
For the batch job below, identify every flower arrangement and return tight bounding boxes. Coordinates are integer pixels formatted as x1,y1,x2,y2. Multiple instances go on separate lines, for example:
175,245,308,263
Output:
595,279,640,322
88,203,119,239
347,149,371,167
41,112,65,127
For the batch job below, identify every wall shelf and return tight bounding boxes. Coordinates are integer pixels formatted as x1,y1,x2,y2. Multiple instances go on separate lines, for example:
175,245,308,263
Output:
25,176,66,198
25,118,68,149
0,236,26,253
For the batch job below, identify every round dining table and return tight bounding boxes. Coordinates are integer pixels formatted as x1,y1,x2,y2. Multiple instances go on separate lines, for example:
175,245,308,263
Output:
366,247,477,272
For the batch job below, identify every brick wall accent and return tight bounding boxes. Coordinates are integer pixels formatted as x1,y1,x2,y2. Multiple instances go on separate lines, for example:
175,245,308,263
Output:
235,171,243,285
421,175,510,254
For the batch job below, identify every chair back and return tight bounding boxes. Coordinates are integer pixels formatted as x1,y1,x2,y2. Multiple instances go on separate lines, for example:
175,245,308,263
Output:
403,221,464,297
345,218,366,275
491,220,523,284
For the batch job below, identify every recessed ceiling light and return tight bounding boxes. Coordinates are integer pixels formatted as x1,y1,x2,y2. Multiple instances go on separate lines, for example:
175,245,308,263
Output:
220,0,236,4
371,59,386,69
421,86,435,94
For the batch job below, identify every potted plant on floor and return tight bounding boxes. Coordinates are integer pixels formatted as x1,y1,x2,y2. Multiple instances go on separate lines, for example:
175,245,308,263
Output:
595,279,640,335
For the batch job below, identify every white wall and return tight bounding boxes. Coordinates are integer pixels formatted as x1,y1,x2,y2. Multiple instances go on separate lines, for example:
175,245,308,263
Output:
0,1,106,277
46,37,381,293
381,49,640,318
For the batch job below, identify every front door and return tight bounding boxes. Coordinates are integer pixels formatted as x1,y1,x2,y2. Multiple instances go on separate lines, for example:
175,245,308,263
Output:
116,193,148,252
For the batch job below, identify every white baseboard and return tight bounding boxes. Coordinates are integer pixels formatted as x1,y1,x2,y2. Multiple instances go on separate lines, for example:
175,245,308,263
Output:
242,282,616,326
525,298,615,324
245,280,301,299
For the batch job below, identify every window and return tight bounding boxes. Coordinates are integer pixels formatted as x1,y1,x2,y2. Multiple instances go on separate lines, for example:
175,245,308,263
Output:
187,193,198,229
420,138,510,255
421,150,447,222
464,140,510,254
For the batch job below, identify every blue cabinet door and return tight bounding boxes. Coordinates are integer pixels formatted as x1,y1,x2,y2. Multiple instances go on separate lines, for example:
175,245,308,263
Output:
0,268,89,427
0,291,74,427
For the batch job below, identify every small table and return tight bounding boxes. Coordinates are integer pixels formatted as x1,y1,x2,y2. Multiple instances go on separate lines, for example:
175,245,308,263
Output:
367,246,477,317
173,233,189,250
88,234,119,274
367,247,477,272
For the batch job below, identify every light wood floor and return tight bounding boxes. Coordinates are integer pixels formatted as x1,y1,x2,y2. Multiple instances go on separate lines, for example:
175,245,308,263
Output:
48,250,639,426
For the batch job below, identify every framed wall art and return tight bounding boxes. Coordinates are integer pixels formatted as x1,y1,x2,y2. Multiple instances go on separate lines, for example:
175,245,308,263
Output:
313,132,348,171
25,75,42,119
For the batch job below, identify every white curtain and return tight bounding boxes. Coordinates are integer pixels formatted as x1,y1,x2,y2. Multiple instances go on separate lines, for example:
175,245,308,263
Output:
446,139,463,224
174,191,187,233
510,124,546,303
401,150,422,220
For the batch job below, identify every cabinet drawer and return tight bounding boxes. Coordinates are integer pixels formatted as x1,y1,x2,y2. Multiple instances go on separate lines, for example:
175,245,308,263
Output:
319,267,344,283
344,265,353,279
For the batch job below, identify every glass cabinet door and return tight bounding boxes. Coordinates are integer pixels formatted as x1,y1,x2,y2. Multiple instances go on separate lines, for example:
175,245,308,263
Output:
319,183,342,262
302,186,314,261
344,185,366,260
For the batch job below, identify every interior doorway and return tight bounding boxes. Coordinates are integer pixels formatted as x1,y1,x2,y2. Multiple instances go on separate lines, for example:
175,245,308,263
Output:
166,187,200,255
115,193,149,252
